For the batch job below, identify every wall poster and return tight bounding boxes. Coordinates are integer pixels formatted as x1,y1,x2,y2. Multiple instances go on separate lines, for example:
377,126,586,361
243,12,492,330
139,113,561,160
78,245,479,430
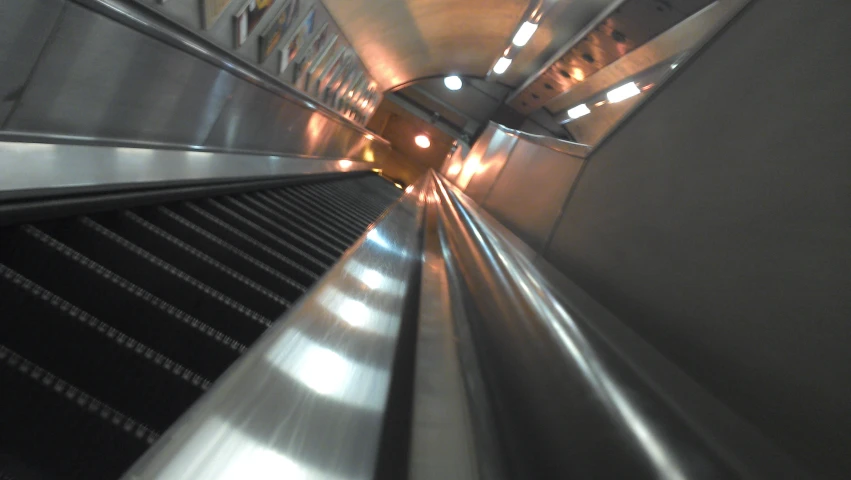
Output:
201,0,234,29
233,0,275,47
293,24,330,85
259,0,300,62
279,8,315,75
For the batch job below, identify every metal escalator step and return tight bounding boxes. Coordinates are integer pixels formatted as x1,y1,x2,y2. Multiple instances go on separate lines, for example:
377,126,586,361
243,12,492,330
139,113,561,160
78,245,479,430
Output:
0,345,158,479
222,196,343,260
0,226,244,379
0,173,403,478
300,182,386,220
266,188,368,241
142,206,309,296
320,177,398,213
0,264,208,431
173,202,323,283
43,217,272,345
247,191,358,250
96,210,292,317
199,199,333,272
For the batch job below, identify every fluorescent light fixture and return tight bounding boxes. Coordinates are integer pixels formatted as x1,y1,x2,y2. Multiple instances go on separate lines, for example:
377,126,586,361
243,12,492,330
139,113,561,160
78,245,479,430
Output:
512,21,538,46
606,82,641,103
493,57,512,74
567,103,591,119
415,134,431,148
444,75,462,90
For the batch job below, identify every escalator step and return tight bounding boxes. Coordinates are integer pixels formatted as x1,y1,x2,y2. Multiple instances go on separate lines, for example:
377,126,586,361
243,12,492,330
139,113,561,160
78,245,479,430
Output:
43,217,272,344
0,264,209,432
0,345,158,479
142,206,308,296
173,202,323,284
0,173,403,478
0,226,244,379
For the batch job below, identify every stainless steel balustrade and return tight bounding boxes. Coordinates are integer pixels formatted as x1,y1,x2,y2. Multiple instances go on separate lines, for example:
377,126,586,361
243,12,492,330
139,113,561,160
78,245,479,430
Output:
124,171,808,479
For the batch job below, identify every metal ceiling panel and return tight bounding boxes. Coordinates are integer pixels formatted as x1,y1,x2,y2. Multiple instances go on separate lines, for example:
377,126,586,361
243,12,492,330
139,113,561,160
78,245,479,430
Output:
509,0,708,115
319,0,529,90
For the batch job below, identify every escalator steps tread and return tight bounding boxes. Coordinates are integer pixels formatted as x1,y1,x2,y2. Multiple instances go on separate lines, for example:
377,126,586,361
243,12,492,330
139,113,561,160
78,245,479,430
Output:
0,173,401,478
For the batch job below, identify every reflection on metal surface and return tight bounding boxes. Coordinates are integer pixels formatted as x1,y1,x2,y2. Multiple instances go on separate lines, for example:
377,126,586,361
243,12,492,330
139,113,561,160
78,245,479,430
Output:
121,168,806,479
122,177,424,480
606,81,641,103
426,171,807,479
512,21,539,47
490,122,591,158
567,103,591,119
544,0,751,147
492,57,512,75
0,141,373,201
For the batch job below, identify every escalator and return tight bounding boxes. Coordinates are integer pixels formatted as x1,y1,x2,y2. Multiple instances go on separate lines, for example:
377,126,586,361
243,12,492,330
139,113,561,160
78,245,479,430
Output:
0,173,402,479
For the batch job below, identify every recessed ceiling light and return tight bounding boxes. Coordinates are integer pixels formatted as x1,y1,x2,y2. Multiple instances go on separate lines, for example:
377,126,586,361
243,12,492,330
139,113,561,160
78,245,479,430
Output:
444,75,462,90
606,82,641,103
493,57,512,74
567,104,591,119
512,22,538,47
415,134,431,149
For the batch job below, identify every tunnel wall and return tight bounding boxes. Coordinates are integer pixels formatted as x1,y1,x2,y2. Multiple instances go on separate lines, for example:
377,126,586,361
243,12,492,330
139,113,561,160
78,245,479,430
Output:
448,0,851,476
0,0,388,162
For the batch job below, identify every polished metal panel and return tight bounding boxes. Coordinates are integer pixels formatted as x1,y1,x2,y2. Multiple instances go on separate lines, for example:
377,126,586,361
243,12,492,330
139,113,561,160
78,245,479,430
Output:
493,122,590,158
441,144,468,183
428,171,809,479
545,0,747,114
509,0,718,114
7,3,239,145
454,125,496,191
481,140,584,251
318,0,529,89
462,130,517,204
545,0,751,146
499,0,618,87
79,0,380,132
123,178,423,480
0,0,65,126
409,188,478,480
0,141,373,201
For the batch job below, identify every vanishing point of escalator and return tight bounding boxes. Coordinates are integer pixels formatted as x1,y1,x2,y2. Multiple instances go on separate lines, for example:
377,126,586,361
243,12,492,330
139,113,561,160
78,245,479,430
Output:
0,174,402,479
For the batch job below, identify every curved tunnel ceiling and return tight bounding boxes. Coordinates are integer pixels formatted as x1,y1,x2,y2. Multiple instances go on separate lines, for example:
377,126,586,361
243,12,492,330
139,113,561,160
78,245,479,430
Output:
321,0,530,91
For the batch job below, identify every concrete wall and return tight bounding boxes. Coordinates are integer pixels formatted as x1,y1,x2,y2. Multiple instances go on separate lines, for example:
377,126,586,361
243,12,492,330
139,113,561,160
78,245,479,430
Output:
448,1,851,476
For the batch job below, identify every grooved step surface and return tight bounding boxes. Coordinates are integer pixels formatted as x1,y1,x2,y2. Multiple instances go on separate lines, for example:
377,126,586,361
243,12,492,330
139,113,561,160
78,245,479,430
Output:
0,174,402,479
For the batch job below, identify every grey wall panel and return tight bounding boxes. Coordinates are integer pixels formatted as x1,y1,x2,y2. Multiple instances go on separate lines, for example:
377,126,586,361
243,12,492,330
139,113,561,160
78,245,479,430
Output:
543,0,851,476
7,3,239,145
0,0,65,126
482,142,583,251
462,129,516,204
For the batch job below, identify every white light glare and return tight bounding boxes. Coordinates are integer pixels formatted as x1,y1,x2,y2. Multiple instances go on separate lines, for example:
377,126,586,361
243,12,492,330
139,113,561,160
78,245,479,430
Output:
512,22,538,46
606,82,641,103
444,75,463,90
671,63,679,69
447,164,462,175
415,134,431,148
567,103,591,119
493,57,512,74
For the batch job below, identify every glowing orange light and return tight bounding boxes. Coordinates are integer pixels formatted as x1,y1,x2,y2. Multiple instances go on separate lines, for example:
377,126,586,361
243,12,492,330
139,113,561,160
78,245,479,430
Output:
414,135,431,149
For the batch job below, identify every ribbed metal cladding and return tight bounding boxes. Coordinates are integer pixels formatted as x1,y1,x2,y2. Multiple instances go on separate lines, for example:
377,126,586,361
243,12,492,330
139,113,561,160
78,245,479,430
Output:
0,174,402,479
